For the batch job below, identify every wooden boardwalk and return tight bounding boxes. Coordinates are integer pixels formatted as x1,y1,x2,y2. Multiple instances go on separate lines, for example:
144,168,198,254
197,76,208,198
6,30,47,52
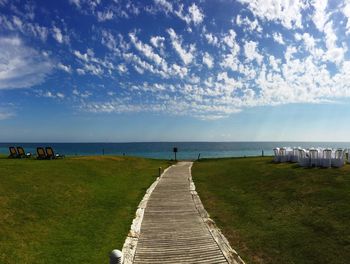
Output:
133,162,229,264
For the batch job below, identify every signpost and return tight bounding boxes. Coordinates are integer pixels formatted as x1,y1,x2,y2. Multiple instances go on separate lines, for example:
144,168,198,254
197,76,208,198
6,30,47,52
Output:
173,147,178,161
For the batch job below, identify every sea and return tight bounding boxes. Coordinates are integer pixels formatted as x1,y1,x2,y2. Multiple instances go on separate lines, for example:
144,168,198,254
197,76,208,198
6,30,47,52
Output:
1,142,350,160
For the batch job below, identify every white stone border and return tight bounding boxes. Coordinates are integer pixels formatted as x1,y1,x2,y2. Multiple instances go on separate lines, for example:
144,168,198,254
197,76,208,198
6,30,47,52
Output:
121,165,174,264
188,163,246,264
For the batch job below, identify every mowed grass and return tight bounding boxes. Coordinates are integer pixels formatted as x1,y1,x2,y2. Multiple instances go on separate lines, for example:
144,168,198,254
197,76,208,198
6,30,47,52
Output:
0,155,171,264
193,157,350,264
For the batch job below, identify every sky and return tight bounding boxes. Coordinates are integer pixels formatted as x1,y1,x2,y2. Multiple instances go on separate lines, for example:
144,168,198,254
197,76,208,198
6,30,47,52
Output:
1,0,350,142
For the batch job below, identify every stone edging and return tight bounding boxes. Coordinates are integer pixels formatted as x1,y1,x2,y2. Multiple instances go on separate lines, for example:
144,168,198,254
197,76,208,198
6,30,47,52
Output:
121,165,174,264
188,163,246,264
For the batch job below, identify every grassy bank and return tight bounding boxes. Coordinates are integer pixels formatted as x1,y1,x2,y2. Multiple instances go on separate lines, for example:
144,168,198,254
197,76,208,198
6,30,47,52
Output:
0,155,171,264
193,157,350,264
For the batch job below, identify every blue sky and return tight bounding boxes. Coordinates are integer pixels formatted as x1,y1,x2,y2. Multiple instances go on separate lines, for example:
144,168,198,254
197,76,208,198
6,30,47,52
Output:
1,0,350,142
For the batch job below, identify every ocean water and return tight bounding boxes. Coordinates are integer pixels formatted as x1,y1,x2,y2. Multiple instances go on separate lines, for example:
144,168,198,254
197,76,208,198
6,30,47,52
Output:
1,142,350,160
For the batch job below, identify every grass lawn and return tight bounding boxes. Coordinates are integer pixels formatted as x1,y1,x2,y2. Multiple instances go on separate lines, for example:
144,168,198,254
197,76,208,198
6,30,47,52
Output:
193,157,350,264
0,155,171,264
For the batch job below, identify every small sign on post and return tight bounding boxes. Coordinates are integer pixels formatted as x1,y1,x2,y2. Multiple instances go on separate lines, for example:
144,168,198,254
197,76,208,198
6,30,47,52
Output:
173,147,178,161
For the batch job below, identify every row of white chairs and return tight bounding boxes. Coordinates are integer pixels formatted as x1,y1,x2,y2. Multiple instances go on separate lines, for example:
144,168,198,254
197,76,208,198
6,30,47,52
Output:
273,147,348,168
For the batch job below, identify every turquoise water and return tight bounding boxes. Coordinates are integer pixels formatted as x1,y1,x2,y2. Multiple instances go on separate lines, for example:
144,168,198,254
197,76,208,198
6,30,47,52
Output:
1,142,350,160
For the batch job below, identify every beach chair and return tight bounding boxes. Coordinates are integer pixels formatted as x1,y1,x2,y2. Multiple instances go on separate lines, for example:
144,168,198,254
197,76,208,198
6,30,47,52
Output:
321,149,332,168
45,147,64,159
309,149,318,167
298,149,309,167
291,148,299,163
8,146,19,158
17,147,31,158
332,149,345,168
279,147,288,162
36,147,48,159
273,148,280,162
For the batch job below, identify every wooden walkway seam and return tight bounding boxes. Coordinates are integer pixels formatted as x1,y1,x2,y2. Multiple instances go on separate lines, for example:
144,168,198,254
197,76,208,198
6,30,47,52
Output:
122,162,245,264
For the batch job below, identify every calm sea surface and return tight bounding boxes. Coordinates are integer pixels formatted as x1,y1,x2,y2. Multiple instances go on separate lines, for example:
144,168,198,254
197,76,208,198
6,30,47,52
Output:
1,142,350,160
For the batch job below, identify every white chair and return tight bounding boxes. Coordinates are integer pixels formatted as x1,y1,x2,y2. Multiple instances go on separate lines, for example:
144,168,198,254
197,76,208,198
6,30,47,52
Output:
321,149,332,168
298,149,309,167
332,149,345,168
279,147,288,162
309,149,318,167
273,148,280,163
291,148,299,163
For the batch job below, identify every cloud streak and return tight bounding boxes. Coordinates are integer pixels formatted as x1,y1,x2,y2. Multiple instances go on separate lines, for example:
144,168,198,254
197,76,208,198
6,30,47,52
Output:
0,36,53,89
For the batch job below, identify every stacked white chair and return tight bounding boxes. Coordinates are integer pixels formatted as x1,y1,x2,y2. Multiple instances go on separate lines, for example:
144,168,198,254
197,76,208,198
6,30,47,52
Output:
273,148,280,163
332,149,345,168
321,149,332,168
291,148,299,163
279,147,288,162
309,149,318,167
298,149,309,167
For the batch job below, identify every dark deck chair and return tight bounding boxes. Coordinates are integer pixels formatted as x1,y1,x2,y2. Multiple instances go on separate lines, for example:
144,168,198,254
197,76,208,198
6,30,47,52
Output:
45,147,64,159
17,147,31,158
36,147,48,159
8,146,19,158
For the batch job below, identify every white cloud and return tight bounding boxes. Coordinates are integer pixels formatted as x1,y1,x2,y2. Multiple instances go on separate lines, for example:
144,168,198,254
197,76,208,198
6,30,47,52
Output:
344,2,350,34
244,40,263,64
203,52,213,68
217,72,237,89
57,63,72,73
41,91,65,99
154,0,173,13
129,32,165,67
150,36,165,49
77,68,86,75
0,36,52,89
73,89,92,98
74,50,89,62
238,0,306,29
117,64,128,73
236,15,262,32
221,53,240,72
97,10,114,21
0,109,14,120
311,0,329,32
222,29,237,48
52,26,69,44
187,3,204,25
0,0,8,6
272,32,285,44
69,0,80,8
167,28,196,65
171,64,188,78
56,92,65,99
0,15,49,41
0,112,13,120
155,1,204,26
204,33,219,46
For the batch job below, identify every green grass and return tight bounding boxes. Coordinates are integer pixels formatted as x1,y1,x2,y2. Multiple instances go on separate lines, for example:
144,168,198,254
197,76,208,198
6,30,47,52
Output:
193,157,350,264
0,155,171,264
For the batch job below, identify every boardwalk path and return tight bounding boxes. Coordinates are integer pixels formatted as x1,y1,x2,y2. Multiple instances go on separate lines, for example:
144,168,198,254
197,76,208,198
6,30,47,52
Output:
132,162,229,264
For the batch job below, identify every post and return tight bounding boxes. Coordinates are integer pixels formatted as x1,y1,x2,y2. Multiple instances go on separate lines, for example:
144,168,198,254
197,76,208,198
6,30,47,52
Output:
197,153,201,161
159,167,162,177
173,147,178,161
102,148,105,155
262,150,264,157
109,249,122,264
